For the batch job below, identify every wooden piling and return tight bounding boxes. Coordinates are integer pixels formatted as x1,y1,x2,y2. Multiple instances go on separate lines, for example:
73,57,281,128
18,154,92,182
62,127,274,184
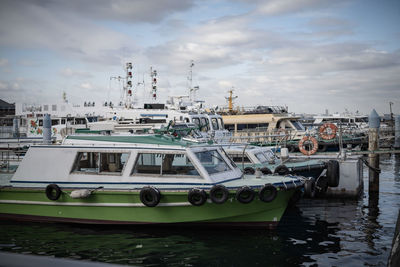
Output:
388,209,400,267
368,109,380,193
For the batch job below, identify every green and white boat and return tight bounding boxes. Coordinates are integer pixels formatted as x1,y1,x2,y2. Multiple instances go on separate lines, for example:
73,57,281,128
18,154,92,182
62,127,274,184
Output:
0,135,304,228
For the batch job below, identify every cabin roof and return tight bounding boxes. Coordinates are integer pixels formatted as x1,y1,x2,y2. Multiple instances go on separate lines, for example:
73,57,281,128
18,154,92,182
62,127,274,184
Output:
65,134,205,147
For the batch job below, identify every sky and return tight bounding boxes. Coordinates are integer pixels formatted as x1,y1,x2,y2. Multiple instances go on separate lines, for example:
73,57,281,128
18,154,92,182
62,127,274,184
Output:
0,0,399,115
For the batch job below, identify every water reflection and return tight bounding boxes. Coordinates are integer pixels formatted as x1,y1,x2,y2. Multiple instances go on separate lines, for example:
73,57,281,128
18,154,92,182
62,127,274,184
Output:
394,154,400,181
0,207,342,267
366,191,380,250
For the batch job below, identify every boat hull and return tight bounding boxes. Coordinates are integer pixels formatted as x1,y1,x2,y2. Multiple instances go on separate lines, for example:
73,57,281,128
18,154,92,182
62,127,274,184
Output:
0,188,295,228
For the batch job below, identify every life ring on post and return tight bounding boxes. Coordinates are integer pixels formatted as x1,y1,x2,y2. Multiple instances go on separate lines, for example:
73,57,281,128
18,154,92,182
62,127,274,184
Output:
319,123,338,140
210,185,229,204
188,188,207,206
236,186,255,204
45,184,62,201
298,136,318,156
140,186,161,207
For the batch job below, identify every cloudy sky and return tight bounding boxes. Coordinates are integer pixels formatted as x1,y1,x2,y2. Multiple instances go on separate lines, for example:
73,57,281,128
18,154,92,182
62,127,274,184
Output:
0,0,399,115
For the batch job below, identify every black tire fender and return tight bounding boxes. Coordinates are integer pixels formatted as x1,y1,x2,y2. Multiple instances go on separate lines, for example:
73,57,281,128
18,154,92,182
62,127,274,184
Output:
236,186,255,204
259,184,277,203
326,160,340,187
210,185,229,204
188,188,207,206
304,178,316,198
315,176,328,197
45,184,62,201
260,167,272,175
140,186,161,207
274,165,290,175
244,167,255,174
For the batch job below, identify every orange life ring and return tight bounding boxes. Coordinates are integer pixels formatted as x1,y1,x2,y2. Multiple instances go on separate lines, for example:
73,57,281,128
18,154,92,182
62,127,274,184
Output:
319,123,338,140
298,136,318,156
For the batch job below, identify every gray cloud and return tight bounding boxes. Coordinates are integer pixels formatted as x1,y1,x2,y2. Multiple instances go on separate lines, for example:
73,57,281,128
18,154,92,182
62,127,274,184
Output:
3,0,195,24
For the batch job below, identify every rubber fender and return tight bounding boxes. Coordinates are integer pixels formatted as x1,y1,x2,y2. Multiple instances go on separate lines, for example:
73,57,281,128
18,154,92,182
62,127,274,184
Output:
304,178,316,198
45,184,62,201
326,160,340,187
260,167,272,175
140,186,161,207
259,184,277,203
236,186,255,204
210,185,229,204
288,189,303,207
315,176,328,197
188,188,207,206
244,167,255,174
274,165,290,175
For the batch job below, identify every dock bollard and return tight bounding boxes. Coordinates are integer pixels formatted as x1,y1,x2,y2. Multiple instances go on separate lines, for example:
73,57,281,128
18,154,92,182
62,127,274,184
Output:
395,115,400,149
368,109,380,193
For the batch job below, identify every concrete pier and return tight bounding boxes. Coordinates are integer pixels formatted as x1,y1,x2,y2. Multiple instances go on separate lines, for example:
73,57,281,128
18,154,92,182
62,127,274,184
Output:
368,109,380,193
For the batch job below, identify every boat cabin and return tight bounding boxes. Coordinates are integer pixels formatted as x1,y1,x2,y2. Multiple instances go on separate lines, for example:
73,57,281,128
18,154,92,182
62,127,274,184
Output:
11,139,242,189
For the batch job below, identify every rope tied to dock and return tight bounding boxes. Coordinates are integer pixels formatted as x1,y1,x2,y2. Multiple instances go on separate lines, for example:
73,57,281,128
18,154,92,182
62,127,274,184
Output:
361,157,381,174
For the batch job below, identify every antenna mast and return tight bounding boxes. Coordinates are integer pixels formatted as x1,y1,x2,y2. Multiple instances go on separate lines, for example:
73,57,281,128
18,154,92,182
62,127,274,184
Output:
125,62,133,108
188,60,194,101
150,67,157,101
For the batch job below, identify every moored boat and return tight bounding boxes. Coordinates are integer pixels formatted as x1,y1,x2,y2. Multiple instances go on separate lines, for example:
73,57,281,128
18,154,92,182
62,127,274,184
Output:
0,136,304,228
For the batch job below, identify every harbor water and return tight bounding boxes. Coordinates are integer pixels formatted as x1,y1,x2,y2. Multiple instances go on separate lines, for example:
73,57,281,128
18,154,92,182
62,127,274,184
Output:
0,154,399,266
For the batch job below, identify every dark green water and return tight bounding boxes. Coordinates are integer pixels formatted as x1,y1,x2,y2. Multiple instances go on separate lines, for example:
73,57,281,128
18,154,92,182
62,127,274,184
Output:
1,154,399,266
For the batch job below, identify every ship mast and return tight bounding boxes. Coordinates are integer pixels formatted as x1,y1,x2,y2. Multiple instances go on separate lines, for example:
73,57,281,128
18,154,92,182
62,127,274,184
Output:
225,88,238,113
187,60,198,102
125,62,133,108
150,67,157,102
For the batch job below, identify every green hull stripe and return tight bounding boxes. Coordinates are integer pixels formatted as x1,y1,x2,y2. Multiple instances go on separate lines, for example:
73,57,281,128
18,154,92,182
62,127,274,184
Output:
0,200,191,207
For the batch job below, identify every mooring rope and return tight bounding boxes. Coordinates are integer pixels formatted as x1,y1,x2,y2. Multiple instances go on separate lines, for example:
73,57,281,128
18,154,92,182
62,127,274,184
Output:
361,157,381,174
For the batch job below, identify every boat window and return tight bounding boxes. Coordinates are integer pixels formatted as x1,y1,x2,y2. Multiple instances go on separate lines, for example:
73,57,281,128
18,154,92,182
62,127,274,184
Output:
192,118,200,128
218,118,224,129
72,152,129,174
99,153,129,173
61,119,66,124
51,119,59,126
39,120,43,126
290,120,305,131
227,153,252,164
200,118,209,132
254,152,269,163
75,118,87,125
72,152,100,173
195,150,231,175
211,118,219,130
262,150,277,161
132,153,200,176
225,124,235,131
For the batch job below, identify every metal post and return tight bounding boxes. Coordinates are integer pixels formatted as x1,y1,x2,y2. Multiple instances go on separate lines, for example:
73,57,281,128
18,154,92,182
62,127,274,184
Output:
395,115,400,149
43,114,52,144
368,109,380,193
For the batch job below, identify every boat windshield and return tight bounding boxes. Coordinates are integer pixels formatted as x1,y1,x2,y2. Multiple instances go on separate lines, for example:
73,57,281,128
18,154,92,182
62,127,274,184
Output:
195,150,231,175
290,120,305,130
254,152,269,163
259,150,277,162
